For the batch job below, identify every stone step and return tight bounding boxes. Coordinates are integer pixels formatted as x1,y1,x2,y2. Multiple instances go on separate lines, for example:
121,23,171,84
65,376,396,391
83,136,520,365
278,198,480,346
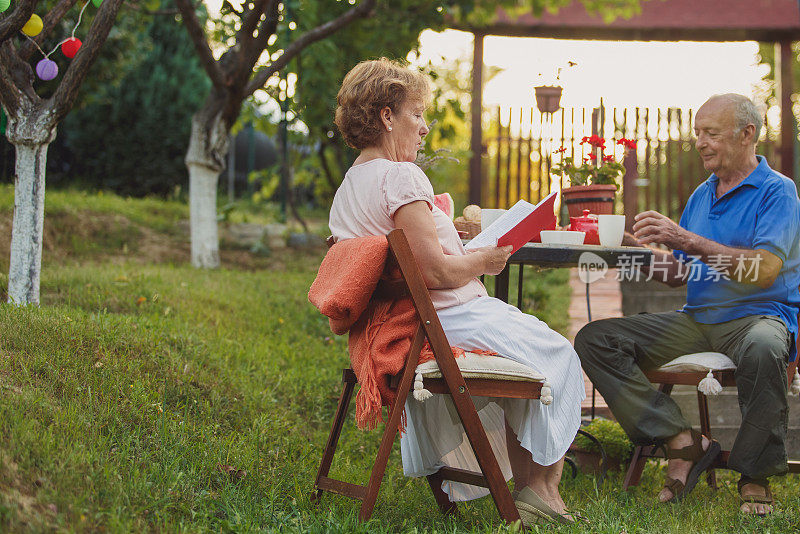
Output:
670,386,800,456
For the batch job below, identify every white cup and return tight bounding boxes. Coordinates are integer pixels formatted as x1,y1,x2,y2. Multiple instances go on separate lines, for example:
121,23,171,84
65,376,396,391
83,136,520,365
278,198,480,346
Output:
481,209,507,231
598,215,626,247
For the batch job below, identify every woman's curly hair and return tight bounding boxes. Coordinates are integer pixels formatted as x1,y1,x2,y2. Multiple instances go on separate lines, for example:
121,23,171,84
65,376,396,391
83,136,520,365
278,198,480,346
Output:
334,58,431,150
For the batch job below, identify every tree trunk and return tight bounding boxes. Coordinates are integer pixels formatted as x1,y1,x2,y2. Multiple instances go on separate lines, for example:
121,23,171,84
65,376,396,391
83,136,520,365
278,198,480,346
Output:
185,99,229,268
5,106,56,305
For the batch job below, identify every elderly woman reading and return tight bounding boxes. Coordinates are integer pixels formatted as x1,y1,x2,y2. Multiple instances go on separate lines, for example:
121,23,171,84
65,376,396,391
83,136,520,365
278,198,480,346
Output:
326,58,585,525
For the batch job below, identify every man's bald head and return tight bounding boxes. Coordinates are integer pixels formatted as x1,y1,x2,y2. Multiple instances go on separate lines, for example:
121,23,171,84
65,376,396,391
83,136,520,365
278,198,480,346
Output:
702,94,763,146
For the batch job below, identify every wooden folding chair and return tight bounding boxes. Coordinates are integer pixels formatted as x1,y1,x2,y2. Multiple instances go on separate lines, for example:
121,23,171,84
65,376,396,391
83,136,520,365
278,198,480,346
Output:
623,354,800,490
311,229,549,524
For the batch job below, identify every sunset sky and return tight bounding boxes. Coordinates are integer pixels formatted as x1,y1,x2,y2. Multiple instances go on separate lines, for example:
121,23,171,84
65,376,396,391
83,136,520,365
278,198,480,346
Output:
415,30,769,110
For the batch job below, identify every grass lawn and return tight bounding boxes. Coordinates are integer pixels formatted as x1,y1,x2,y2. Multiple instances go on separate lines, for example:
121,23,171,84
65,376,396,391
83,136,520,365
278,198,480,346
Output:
0,187,798,532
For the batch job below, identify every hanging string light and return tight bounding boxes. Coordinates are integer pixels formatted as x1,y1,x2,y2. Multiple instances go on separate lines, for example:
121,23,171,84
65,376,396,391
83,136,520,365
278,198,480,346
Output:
21,14,43,36
35,58,58,81
61,37,82,58
17,0,94,81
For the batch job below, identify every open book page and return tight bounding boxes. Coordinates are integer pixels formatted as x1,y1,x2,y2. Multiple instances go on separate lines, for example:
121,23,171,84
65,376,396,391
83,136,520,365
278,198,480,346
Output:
463,191,558,252
464,200,534,250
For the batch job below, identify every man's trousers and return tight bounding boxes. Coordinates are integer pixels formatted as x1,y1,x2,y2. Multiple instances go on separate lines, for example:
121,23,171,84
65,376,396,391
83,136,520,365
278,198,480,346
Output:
574,311,790,479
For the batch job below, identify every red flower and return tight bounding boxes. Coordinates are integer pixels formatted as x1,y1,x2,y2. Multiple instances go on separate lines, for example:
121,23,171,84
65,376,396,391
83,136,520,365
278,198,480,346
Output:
555,146,568,154
602,155,615,163
617,138,637,150
580,135,606,149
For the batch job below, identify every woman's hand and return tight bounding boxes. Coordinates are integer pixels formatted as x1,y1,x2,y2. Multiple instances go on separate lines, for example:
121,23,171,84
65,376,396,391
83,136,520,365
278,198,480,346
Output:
395,201,512,288
474,245,513,275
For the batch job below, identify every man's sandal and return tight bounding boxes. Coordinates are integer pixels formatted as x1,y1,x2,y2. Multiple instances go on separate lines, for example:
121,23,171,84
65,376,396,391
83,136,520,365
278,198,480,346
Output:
661,428,721,503
738,477,773,516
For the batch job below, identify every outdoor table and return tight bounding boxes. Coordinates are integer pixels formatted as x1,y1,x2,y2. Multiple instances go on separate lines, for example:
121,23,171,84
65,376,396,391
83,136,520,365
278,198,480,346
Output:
466,241,654,419
492,243,653,312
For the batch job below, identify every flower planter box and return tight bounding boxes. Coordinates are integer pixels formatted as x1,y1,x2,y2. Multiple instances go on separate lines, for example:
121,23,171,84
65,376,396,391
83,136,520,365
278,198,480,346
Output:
561,184,617,218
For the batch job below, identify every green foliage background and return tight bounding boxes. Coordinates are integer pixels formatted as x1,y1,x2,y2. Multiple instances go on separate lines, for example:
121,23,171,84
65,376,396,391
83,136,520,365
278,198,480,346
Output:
54,3,210,196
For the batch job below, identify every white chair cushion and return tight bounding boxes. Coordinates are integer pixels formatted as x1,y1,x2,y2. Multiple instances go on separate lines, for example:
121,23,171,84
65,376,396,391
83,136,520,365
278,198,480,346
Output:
657,352,736,373
415,352,546,382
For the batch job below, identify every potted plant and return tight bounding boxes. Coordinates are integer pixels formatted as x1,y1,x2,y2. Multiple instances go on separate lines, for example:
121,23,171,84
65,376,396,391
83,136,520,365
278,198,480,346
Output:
534,85,563,114
570,418,634,474
551,135,636,218
533,62,577,115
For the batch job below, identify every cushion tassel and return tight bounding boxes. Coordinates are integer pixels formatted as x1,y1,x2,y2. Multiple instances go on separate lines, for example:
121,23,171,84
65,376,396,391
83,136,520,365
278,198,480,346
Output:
540,381,553,405
698,370,723,396
790,370,800,396
413,369,433,402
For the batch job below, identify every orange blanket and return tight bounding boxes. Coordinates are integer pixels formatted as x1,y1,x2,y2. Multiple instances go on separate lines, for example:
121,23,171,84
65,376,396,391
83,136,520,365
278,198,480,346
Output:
309,236,420,429
309,235,493,430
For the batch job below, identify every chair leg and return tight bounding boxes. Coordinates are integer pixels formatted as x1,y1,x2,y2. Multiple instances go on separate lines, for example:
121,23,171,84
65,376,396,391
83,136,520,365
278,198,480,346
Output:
427,470,458,516
312,370,356,502
358,329,424,521
623,445,648,490
435,369,519,522
624,383,674,490
696,390,717,490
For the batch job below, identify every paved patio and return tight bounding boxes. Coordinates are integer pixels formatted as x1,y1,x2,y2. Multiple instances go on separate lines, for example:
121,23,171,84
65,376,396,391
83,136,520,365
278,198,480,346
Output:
567,268,622,415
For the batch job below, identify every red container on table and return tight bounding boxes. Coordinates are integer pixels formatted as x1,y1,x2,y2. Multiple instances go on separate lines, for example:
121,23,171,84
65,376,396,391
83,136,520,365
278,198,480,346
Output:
568,209,600,245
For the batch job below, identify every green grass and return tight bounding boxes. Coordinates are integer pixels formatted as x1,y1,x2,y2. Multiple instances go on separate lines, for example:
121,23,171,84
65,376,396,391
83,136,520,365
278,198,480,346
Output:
0,189,798,532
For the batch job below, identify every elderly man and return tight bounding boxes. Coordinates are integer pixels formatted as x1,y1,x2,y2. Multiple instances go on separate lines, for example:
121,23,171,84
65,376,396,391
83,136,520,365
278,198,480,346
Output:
575,94,800,516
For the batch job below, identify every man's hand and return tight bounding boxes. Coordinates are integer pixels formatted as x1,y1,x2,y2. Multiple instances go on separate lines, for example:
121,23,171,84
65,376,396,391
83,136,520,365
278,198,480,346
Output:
621,231,643,247
632,210,688,249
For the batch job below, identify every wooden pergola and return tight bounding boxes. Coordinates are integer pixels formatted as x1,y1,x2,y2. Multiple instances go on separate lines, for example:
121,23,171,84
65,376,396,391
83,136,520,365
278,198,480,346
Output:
463,0,800,204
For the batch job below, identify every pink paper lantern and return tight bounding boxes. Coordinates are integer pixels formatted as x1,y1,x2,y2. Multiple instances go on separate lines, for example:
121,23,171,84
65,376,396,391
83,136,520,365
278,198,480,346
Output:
36,59,59,81
62,37,82,59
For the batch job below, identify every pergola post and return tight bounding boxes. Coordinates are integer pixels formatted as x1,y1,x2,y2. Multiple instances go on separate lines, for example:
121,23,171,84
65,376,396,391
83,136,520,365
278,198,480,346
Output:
469,31,485,205
780,39,796,180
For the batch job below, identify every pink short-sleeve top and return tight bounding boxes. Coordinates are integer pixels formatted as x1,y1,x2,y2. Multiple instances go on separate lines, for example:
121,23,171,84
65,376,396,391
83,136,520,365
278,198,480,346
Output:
329,158,487,310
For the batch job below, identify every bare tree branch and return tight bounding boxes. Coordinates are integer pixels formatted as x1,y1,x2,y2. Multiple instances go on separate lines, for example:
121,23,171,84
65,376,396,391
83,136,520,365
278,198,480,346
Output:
236,0,278,86
0,0,39,44
0,41,37,110
244,0,375,96
51,0,125,122
18,0,78,61
0,48,25,113
175,0,225,91
237,0,272,44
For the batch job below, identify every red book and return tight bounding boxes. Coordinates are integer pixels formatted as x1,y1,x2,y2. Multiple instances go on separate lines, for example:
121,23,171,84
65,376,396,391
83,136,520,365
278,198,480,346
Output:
464,192,558,254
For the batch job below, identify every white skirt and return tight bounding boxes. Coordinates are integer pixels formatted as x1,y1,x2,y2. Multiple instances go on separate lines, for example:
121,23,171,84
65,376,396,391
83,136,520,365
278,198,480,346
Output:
399,295,586,502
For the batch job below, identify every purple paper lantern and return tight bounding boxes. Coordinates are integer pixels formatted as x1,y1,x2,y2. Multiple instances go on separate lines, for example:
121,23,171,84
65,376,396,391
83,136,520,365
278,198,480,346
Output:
36,59,59,81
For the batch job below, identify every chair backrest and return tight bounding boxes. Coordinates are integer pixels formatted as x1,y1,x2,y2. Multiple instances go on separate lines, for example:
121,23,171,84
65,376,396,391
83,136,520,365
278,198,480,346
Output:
383,230,466,372
325,231,454,372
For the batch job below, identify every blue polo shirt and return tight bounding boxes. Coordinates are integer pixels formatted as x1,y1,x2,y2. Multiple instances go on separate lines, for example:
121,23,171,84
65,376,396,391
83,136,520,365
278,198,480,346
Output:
673,156,800,361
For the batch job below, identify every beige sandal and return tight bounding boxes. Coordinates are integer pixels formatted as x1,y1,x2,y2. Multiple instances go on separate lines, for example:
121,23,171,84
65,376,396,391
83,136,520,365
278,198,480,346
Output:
513,487,573,525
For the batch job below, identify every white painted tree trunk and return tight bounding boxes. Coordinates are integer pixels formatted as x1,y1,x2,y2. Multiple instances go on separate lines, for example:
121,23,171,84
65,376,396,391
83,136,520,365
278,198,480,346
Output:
8,142,49,305
189,162,221,268
5,106,57,306
185,105,229,269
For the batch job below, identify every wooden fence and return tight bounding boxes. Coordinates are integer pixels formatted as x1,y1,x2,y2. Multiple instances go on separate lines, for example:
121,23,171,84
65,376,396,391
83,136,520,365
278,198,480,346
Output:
483,104,783,222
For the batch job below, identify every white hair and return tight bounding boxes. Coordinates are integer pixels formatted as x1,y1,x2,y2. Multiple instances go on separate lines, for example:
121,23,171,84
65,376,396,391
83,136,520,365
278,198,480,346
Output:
708,93,764,143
